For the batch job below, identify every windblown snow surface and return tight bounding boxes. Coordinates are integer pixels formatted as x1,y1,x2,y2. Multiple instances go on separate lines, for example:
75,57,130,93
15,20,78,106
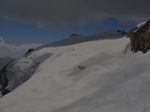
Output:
0,37,150,112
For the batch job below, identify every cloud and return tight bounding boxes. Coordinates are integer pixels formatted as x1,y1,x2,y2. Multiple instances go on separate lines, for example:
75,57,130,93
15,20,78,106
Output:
0,36,42,58
0,0,149,25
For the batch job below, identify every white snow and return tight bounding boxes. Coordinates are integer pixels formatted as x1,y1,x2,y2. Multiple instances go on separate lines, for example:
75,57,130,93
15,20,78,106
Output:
132,21,148,33
136,21,147,28
0,37,150,112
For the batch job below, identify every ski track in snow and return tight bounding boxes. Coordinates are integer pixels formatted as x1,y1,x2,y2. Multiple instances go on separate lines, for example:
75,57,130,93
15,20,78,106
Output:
0,37,150,112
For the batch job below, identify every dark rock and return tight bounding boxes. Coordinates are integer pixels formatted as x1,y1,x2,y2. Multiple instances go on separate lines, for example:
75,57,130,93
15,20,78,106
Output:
25,49,35,56
121,31,127,35
0,64,9,96
77,65,86,70
1,89,10,96
68,34,83,39
128,20,150,53
117,30,121,33
117,30,127,35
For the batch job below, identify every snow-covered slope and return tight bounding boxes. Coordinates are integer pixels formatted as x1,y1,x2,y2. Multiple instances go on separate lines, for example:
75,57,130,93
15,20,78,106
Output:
0,36,150,112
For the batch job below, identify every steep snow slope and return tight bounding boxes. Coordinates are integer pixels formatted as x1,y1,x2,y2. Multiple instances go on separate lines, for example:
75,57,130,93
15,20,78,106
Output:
0,37,150,112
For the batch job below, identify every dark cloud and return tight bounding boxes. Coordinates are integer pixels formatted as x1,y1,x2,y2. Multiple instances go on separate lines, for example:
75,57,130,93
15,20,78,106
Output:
0,0,149,25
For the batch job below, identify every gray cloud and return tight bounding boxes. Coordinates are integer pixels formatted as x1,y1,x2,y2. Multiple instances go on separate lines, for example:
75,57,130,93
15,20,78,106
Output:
0,36,42,58
0,0,149,25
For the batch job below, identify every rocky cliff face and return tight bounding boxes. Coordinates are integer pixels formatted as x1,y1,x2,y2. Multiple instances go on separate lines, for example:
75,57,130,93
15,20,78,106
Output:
128,20,150,53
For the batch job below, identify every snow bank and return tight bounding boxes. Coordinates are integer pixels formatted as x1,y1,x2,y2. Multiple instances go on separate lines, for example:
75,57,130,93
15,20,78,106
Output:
0,37,150,112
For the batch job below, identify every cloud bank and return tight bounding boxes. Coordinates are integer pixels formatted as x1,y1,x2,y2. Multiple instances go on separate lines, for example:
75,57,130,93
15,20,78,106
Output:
0,36,42,58
0,0,149,25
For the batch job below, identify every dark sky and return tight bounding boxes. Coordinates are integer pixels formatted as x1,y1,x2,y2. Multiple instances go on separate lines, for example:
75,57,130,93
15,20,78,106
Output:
0,0,149,44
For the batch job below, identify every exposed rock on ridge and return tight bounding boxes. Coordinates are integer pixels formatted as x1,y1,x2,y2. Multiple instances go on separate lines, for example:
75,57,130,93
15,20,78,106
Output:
128,20,150,53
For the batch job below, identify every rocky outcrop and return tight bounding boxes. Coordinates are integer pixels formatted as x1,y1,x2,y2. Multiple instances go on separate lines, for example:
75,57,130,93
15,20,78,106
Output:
0,64,10,96
117,30,127,35
68,34,83,39
25,48,35,56
128,20,150,53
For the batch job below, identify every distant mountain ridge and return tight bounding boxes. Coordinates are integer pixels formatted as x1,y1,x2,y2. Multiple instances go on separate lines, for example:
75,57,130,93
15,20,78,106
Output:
38,30,126,49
